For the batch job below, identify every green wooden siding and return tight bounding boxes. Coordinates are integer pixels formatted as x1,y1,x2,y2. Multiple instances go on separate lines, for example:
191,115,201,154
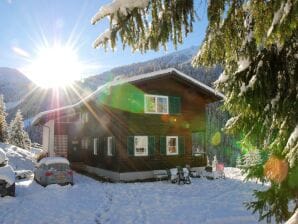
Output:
169,96,181,114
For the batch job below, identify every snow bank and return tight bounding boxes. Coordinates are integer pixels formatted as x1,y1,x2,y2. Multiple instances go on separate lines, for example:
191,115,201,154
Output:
38,157,70,166
0,148,8,164
0,143,35,170
0,165,15,185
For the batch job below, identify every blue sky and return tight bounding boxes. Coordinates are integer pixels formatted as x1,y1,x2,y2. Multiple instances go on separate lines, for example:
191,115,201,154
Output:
0,0,208,78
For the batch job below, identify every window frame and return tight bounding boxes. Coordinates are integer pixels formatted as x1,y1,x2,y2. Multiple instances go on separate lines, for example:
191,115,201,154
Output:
144,94,169,114
166,136,179,155
107,136,113,156
81,138,89,150
134,136,149,156
81,112,89,124
93,138,98,155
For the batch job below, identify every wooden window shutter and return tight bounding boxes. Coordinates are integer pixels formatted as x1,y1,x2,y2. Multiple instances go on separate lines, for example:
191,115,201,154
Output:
169,96,181,114
160,136,166,155
127,136,134,156
178,136,185,155
103,137,107,155
112,137,116,156
148,136,155,155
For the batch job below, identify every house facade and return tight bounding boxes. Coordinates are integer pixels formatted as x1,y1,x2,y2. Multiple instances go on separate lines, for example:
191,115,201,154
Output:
32,68,223,181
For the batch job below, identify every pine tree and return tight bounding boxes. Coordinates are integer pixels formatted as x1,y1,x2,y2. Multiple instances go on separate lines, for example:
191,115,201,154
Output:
92,0,298,222
9,110,31,149
236,155,242,168
0,95,9,143
243,149,262,167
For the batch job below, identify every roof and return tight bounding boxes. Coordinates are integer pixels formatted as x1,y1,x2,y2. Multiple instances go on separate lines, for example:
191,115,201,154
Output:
32,68,224,125
38,157,70,166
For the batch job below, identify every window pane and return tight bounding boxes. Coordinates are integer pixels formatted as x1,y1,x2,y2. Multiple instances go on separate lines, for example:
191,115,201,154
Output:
167,137,178,154
145,96,156,112
134,136,148,155
107,137,112,156
157,97,168,113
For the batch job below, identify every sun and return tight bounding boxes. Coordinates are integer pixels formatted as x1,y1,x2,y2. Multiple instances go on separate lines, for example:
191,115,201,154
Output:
25,45,82,88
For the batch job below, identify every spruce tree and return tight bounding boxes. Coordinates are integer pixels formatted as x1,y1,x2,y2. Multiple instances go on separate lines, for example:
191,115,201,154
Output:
0,95,8,143
9,110,31,149
92,0,298,222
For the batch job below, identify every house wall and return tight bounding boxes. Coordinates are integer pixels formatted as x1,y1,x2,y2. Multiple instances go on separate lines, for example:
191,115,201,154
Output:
42,119,55,156
68,74,217,173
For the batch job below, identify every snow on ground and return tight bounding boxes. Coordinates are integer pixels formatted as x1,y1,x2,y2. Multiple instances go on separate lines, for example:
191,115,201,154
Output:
0,143,268,224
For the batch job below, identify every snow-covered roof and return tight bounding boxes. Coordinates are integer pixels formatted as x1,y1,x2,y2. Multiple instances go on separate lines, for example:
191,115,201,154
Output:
38,157,70,166
0,148,8,164
32,68,224,125
0,165,15,185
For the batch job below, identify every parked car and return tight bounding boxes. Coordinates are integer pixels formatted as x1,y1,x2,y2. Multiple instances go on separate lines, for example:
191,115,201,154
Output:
0,148,15,197
34,157,73,187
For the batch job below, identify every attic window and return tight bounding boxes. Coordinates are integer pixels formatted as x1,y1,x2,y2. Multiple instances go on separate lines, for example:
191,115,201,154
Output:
145,95,168,114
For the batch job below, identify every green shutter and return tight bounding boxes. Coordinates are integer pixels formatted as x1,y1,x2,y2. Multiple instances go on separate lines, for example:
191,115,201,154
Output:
127,136,134,156
160,136,166,155
112,136,116,156
178,136,185,155
169,96,181,114
103,137,107,155
148,136,155,155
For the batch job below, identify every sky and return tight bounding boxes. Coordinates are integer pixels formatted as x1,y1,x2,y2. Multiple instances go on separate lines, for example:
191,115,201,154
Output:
0,0,209,80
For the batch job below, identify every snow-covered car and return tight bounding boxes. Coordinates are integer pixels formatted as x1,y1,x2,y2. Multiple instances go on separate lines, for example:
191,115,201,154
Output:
0,148,15,197
34,157,73,187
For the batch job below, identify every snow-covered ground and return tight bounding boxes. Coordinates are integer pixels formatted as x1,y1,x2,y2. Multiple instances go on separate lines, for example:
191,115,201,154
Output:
0,143,268,224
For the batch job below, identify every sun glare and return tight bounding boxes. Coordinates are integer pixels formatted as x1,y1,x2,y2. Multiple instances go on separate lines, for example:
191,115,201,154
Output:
25,45,82,88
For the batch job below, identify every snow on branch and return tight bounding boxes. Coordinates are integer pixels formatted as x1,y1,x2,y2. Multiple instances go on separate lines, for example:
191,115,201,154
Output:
91,0,149,25
93,29,112,48
267,0,292,37
237,57,251,73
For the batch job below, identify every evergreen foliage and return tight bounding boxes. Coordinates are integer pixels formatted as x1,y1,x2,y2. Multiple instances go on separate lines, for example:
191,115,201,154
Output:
91,0,195,51
93,0,298,222
9,110,31,149
0,95,9,143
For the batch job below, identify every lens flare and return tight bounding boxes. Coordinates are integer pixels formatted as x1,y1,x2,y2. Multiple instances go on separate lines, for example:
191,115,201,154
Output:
264,156,288,183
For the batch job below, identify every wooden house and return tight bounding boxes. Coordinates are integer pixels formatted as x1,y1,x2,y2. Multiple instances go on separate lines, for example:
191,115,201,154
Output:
32,68,223,181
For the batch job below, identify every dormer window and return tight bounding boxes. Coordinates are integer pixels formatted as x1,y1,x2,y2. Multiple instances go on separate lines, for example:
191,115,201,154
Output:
145,95,168,114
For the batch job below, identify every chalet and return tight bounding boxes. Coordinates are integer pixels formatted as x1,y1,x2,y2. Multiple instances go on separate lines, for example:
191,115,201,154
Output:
32,68,224,181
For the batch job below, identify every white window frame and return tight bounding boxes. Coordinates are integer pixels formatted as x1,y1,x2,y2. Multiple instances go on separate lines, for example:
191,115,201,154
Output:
81,138,89,150
81,112,89,124
93,138,98,155
144,94,168,114
166,136,179,155
107,136,113,156
134,136,148,156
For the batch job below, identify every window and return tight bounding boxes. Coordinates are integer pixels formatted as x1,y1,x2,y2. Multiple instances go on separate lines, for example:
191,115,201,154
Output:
166,136,178,155
81,112,89,124
81,138,89,149
134,136,148,156
107,137,113,156
93,138,98,155
145,95,168,114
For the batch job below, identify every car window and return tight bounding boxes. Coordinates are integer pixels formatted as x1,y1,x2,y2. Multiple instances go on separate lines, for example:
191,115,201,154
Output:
46,164,69,171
